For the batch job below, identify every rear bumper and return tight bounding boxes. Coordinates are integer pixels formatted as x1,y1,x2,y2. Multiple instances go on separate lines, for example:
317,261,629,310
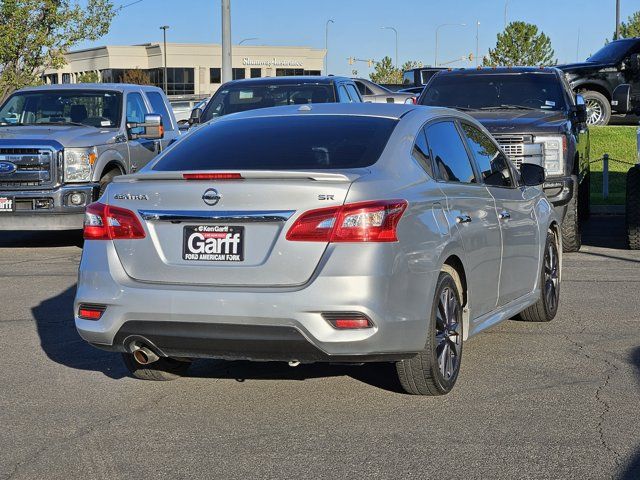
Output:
0,183,97,231
74,241,435,363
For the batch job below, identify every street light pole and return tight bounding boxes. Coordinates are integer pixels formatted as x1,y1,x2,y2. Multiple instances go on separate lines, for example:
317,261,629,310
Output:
615,0,621,40
381,26,398,69
325,19,334,75
435,23,467,67
221,0,232,83
159,25,169,93
476,21,480,66
504,0,510,28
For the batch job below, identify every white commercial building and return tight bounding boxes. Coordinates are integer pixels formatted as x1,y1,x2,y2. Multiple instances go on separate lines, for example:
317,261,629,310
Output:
44,43,326,97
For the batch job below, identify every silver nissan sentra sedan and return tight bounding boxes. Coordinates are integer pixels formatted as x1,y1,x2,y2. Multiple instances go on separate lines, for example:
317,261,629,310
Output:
74,103,560,395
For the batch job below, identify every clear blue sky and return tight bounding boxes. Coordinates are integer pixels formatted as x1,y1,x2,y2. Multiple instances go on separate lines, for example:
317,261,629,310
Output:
78,0,638,76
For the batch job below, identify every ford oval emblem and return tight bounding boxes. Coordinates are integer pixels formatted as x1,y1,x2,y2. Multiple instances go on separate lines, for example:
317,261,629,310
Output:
0,161,17,175
202,188,221,206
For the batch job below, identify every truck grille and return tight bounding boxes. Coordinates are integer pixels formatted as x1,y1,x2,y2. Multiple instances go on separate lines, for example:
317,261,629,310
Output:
493,135,534,168
0,147,58,190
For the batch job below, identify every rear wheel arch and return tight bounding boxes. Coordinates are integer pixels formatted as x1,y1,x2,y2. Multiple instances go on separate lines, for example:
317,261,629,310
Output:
441,255,469,340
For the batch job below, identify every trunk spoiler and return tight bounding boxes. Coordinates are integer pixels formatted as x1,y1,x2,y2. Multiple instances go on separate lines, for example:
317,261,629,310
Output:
114,170,366,183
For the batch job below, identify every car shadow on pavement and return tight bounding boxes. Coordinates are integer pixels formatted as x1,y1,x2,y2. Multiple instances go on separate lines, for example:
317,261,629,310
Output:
188,359,405,393
31,284,127,379
619,346,640,479
0,230,83,248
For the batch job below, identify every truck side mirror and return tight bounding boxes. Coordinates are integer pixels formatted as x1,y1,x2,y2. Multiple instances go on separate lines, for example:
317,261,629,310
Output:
189,107,202,125
574,94,588,123
611,84,632,114
520,162,545,186
128,113,164,140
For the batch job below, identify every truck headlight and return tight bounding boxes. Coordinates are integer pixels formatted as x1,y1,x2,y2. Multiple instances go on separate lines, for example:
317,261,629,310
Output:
64,147,97,183
535,135,565,176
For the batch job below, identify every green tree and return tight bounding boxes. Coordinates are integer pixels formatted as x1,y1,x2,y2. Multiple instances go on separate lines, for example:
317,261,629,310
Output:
483,21,556,67
122,68,152,86
370,57,423,84
0,0,114,103
77,71,100,83
618,11,640,39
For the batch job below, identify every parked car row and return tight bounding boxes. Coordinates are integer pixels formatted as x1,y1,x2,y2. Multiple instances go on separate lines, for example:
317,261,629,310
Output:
0,72,573,395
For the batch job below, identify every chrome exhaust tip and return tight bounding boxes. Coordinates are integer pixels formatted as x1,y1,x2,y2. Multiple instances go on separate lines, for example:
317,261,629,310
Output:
133,346,160,365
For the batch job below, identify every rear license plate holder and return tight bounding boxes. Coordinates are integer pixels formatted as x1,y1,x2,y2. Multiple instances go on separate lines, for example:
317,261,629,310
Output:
182,225,244,262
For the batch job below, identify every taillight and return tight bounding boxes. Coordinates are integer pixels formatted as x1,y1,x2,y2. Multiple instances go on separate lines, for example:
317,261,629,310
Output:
83,202,146,240
286,199,407,242
78,304,106,320
183,173,243,180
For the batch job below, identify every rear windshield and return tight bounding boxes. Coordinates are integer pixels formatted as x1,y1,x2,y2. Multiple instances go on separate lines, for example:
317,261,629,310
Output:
201,84,336,122
153,115,398,171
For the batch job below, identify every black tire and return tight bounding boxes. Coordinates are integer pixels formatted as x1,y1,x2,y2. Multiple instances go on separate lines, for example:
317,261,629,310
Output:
561,189,582,252
121,353,191,381
626,165,640,250
395,268,463,395
519,231,561,322
579,172,591,221
581,90,611,126
99,168,121,197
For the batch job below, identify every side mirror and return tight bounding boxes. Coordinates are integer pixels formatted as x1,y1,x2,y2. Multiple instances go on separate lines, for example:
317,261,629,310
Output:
127,113,164,140
520,162,545,186
574,94,588,123
611,84,632,113
627,53,640,72
189,107,202,125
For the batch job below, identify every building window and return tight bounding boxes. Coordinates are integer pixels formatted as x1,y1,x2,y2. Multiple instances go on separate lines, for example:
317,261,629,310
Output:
232,68,246,80
250,68,261,78
210,68,221,84
304,70,321,76
276,68,304,76
42,74,59,84
62,73,71,84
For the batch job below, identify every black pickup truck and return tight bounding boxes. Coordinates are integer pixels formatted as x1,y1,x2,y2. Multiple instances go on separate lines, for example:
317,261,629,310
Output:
418,67,590,252
558,37,640,126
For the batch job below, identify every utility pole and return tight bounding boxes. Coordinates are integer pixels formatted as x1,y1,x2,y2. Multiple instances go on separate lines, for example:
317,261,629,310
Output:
615,0,621,40
221,0,232,83
325,20,334,75
159,25,169,93
504,0,510,28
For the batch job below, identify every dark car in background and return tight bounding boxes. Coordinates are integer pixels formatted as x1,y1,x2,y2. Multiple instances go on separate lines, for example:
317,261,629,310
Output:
419,67,590,252
558,37,640,125
189,76,362,126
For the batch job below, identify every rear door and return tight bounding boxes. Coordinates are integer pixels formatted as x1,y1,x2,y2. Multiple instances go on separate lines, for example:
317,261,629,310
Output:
460,122,540,305
424,120,502,319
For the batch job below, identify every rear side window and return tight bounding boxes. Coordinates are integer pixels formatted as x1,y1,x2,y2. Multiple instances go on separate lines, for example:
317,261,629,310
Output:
346,84,362,102
145,91,174,131
412,128,435,178
153,115,398,171
337,85,351,103
425,121,477,183
461,123,513,188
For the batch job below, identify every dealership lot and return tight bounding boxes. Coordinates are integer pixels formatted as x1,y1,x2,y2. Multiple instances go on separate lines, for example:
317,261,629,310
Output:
0,216,639,479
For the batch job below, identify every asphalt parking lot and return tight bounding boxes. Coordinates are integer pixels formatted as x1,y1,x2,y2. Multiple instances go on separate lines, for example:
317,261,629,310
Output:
1,215,639,480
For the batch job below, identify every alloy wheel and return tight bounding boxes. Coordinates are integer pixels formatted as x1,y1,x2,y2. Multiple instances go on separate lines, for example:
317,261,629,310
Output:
586,99,604,125
543,239,560,313
434,286,462,380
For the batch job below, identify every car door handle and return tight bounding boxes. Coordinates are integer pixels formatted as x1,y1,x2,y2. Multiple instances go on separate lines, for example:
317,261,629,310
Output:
456,215,472,224
499,211,511,220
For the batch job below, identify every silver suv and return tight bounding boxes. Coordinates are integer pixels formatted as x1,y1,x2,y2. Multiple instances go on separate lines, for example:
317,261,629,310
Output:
0,83,179,230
